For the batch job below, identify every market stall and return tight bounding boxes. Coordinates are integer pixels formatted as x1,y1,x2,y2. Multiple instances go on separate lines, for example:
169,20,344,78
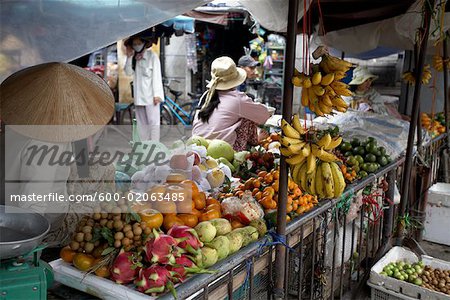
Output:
1,0,450,300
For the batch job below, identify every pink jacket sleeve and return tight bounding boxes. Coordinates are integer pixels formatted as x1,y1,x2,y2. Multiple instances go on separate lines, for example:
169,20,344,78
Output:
234,93,271,124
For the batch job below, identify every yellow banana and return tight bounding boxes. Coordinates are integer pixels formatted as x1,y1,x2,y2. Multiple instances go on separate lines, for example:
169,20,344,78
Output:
320,73,335,86
312,144,339,162
334,105,347,113
280,136,302,147
303,78,312,88
312,72,322,85
281,119,301,139
325,55,352,72
280,147,294,157
324,85,336,97
290,163,302,182
330,162,345,198
315,164,326,198
298,162,308,191
321,162,335,198
291,114,306,135
316,133,332,148
324,136,342,150
330,81,352,96
301,88,310,107
334,71,347,80
288,141,307,154
306,168,316,194
307,86,318,104
322,94,333,106
286,153,307,165
310,100,325,117
301,143,311,157
306,153,316,174
331,96,348,109
318,100,333,115
292,76,303,87
312,85,325,96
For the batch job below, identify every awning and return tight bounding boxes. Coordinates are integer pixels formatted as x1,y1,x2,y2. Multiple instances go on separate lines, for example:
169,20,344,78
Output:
161,16,195,34
0,0,211,82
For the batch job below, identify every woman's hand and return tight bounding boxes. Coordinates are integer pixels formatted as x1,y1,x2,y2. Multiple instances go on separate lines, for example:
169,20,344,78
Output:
153,97,162,105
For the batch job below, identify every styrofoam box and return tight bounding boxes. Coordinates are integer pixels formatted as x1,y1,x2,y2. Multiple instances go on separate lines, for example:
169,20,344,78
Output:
50,259,154,300
424,183,450,246
369,246,450,300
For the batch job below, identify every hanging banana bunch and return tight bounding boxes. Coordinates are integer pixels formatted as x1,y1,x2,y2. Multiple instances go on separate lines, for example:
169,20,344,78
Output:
279,114,346,198
432,55,450,72
292,53,353,116
402,65,432,85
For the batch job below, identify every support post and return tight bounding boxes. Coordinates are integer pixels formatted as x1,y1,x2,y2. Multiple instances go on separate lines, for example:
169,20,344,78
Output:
273,0,299,298
382,170,396,245
443,33,449,149
397,0,435,244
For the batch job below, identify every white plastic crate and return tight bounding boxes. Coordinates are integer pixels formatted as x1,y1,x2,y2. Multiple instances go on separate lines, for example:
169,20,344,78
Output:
368,246,450,300
50,259,154,300
368,281,417,300
424,183,450,246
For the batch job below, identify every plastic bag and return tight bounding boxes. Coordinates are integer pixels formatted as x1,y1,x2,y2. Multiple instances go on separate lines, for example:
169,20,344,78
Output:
221,191,264,225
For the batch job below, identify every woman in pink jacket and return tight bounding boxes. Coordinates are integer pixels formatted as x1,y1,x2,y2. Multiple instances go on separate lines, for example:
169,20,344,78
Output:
193,57,272,151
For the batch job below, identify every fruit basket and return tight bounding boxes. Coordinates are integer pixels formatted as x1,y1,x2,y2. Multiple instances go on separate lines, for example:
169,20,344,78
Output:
368,246,450,300
50,259,154,300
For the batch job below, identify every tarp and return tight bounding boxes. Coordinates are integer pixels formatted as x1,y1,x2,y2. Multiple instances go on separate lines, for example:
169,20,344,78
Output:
0,0,210,82
314,1,450,54
239,0,309,33
239,0,450,54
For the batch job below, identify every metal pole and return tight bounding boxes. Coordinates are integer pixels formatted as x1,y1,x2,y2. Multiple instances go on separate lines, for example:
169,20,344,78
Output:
443,32,449,149
397,0,435,244
274,0,299,298
382,170,396,245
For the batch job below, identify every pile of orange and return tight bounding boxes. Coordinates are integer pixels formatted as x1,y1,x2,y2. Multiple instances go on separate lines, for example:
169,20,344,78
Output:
340,164,357,183
421,113,446,136
259,132,280,149
225,169,318,215
134,177,222,231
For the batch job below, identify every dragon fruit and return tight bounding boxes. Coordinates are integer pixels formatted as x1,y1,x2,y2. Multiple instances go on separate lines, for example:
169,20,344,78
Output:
145,229,181,264
167,254,214,282
167,225,203,255
134,265,176,297
110,250,142,284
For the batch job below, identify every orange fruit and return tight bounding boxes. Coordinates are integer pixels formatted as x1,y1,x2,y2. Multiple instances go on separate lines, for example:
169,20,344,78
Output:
163,214,184,231
177,214,199,228
95,265,111,278
60,246,76,263
139,209,164,230
73,253,95,271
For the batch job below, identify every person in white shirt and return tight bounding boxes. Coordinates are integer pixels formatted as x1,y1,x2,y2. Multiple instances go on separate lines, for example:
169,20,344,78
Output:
125,35,164,141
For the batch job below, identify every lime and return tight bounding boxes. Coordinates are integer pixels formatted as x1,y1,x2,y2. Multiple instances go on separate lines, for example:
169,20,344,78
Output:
365,153,377,163
351,138,361,147
365,142,377,154
359,171,368,178
344,151,353,157
378,147,386,156
380,271,387,276
354,146,366,156
367,163,378,173
355,155,364,165
340,142,352,152
353,165,360,172
413,278,423,286
386,156,392,163
387,270,393,276
367,137,377,144
378,156,388,166
373,149,382,156
347,156,359,166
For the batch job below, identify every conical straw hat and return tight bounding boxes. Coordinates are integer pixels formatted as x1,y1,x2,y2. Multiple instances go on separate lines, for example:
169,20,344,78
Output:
0,62,114,142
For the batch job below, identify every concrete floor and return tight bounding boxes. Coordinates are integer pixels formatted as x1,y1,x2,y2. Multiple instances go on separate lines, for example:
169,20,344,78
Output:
420,240,450,261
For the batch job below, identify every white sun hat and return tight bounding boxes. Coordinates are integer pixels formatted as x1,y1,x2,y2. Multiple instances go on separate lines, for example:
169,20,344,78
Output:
349,66,379,85
200,56,247,111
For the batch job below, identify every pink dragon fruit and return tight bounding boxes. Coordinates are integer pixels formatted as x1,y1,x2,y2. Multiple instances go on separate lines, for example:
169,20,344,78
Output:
167,254,214,282
134,265,177,297
110,250,142,284
145,229,181,265
167,225,203,255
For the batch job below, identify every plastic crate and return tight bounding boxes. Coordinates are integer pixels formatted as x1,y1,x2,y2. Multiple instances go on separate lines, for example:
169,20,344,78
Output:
368,246,450,300
368,281,416,300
